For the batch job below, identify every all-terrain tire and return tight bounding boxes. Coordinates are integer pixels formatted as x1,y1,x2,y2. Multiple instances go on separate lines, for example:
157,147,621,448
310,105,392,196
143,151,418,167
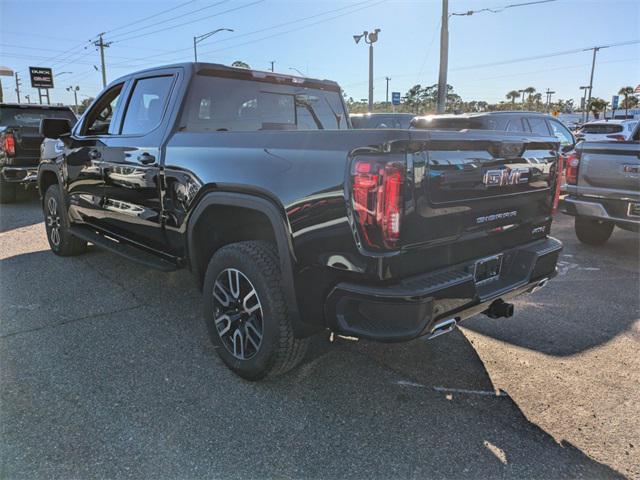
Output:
202,240,309,380
43,184,88,256
574,215,614,246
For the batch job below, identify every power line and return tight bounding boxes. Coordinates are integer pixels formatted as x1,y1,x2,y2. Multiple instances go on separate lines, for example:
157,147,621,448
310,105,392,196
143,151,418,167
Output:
104,0,198,34
107,0,231,41
108,0,381,67
451,0,558,16
110,0,263,44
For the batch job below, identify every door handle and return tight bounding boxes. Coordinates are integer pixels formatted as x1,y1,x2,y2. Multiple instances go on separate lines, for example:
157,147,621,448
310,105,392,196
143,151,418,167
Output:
138,152,156,165
88,149,101,160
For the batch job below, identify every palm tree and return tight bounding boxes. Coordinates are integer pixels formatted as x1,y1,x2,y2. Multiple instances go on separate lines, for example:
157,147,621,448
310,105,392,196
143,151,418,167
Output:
589,97,608,119
524,87,536,107
506,90,520,106
618,86,634,117
231,60,250,69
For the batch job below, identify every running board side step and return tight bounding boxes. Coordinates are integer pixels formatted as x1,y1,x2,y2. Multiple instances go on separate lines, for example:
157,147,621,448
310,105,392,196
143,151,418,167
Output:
68,226,180,272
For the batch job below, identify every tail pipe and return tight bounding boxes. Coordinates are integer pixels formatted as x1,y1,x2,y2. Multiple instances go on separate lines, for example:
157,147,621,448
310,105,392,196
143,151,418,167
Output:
484,299,514,319
427,318,458,340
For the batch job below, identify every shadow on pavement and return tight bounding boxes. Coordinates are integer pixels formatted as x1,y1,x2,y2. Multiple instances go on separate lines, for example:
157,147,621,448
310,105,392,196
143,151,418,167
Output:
0,246,624,479
464,222,639,357
0,191,42,233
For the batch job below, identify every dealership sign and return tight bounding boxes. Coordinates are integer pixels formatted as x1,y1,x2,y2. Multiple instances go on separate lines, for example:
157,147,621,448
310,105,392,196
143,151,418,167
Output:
29,67,54,89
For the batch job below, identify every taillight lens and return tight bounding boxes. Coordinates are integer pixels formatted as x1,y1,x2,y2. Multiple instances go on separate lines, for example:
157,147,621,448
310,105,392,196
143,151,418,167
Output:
2,133,15,156
351,158,403,249
552,154,564,214
606,134,626,141
565,151,580,185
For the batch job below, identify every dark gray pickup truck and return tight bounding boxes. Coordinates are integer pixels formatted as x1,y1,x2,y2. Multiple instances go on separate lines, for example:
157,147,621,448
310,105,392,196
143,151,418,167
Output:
38,62,563,380
562,122,640,244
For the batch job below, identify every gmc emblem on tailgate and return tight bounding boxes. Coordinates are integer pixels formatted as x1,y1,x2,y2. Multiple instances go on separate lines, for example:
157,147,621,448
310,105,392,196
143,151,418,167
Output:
483,167,530,187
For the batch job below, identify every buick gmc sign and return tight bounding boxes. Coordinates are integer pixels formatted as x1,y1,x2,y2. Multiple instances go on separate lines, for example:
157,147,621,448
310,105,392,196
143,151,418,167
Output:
29,67,54,89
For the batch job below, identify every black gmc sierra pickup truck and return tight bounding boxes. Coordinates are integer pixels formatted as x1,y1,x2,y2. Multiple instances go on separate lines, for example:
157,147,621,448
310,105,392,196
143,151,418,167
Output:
38,63,563,380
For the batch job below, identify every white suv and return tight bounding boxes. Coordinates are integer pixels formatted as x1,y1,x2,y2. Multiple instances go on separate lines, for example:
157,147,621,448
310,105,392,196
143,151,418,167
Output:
576,119,638,142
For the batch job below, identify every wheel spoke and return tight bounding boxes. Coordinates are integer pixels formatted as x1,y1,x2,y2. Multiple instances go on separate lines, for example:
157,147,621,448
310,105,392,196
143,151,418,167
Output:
228,269,241,299
47,197,57,215
245,318,262,351
215,314,231,336
242,289,261,315
232,328,245,359
213,281,231,306
51,228,60,246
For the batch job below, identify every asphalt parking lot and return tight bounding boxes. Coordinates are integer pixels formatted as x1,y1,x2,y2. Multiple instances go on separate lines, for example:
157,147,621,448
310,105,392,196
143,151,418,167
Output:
1,192,638,479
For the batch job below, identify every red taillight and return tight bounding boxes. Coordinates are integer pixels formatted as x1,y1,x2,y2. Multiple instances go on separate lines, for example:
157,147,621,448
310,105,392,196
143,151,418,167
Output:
565,151,580,185
2,133,15,156
552,154,564,214
606,134,626,141
351,158,403,249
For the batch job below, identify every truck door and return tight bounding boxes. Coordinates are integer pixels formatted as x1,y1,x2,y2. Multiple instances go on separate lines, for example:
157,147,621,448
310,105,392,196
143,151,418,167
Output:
64,82,127,228
98,71,179,253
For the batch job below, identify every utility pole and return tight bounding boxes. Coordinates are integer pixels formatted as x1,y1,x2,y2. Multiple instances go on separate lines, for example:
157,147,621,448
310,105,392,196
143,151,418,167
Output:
545,88,555,112
584,46,606,123
14,73,21,103
94,33,112,88
385,76,391,106
579,85,590,123
353,28,380,113
436,0,449,114
269,61,275,72
67,86,79,113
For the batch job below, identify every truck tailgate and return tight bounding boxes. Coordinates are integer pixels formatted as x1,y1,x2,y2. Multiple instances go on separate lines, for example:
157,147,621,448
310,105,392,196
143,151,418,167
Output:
402,130,559,257
576,141,640,193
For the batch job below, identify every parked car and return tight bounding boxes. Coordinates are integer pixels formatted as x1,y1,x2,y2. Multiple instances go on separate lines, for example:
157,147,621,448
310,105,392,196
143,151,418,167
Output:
350,112,415,129
575,119,638,142
0,103,77,203
561,122,640,244
411,112,577,189
38,63,563,380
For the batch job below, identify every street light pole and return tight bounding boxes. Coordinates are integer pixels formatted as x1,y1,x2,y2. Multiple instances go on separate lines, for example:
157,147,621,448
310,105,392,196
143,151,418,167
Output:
436,0,449,114
353,28,380,113
584,46,607,122
385,76,391,105
579,85,590,123
545,88,555,112
67,86,79,113
193,28,234,62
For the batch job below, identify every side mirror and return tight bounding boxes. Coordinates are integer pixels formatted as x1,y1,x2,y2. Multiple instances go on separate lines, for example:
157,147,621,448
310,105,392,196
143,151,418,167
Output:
40,118,72,139
560,144,574,153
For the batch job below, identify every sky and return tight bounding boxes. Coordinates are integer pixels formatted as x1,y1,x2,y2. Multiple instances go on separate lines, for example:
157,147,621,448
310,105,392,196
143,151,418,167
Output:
1,0,639,107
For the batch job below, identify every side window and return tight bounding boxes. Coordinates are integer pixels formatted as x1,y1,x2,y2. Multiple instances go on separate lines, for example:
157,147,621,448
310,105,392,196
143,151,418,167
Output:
527,117,551,136
120,76,174,135
506,118,525,132
548,120,574,147
82,83,123,136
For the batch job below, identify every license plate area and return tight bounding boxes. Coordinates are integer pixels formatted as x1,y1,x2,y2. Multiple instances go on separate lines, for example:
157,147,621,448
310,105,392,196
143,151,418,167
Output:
474,254,503,284
628,202,640,218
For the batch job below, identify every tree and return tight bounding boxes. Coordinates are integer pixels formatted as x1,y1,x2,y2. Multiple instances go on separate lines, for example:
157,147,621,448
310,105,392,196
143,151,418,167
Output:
231,60,250,69
77,97,94,114
524,86,536,105
618,86,635,117
622,95,638,110
506,90,520,105
588,97,608,119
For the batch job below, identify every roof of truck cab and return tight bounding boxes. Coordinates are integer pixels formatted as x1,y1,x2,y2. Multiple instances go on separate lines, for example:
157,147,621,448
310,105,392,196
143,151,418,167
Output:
111,62,341,91
414,111,551,120
0,103,73,110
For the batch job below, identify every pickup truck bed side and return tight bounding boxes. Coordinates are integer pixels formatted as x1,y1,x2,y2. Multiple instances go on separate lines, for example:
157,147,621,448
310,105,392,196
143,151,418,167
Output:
38,62,563,379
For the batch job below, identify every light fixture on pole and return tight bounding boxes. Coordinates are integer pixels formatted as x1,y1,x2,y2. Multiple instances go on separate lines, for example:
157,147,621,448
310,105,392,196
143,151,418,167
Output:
289,67,305,76
193,28,234,62
66,85,80,114
353,28,381,113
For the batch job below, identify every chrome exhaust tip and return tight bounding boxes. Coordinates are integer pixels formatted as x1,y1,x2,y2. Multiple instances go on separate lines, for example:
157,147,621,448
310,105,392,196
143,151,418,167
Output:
531,277,549,294
427,318,458,340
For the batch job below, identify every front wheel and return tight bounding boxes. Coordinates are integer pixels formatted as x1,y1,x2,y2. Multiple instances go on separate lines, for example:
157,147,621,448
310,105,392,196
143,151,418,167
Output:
574,216,614,246
202,241,308,380
43,184,88,256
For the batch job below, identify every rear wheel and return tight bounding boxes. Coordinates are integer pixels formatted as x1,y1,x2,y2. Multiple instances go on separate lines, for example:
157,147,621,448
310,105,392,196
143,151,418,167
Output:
43,184,88,256
574,216,614,246
203,241,308,380
0,181,17,204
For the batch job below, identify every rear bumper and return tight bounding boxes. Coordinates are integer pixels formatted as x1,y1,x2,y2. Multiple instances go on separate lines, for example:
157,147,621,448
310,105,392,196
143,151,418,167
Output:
1,166,38,184
325,237,562,342
561,195,640,226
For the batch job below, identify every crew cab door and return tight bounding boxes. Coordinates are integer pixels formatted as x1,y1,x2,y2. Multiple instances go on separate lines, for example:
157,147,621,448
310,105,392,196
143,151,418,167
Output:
98,70,179,252
64,82,127,227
